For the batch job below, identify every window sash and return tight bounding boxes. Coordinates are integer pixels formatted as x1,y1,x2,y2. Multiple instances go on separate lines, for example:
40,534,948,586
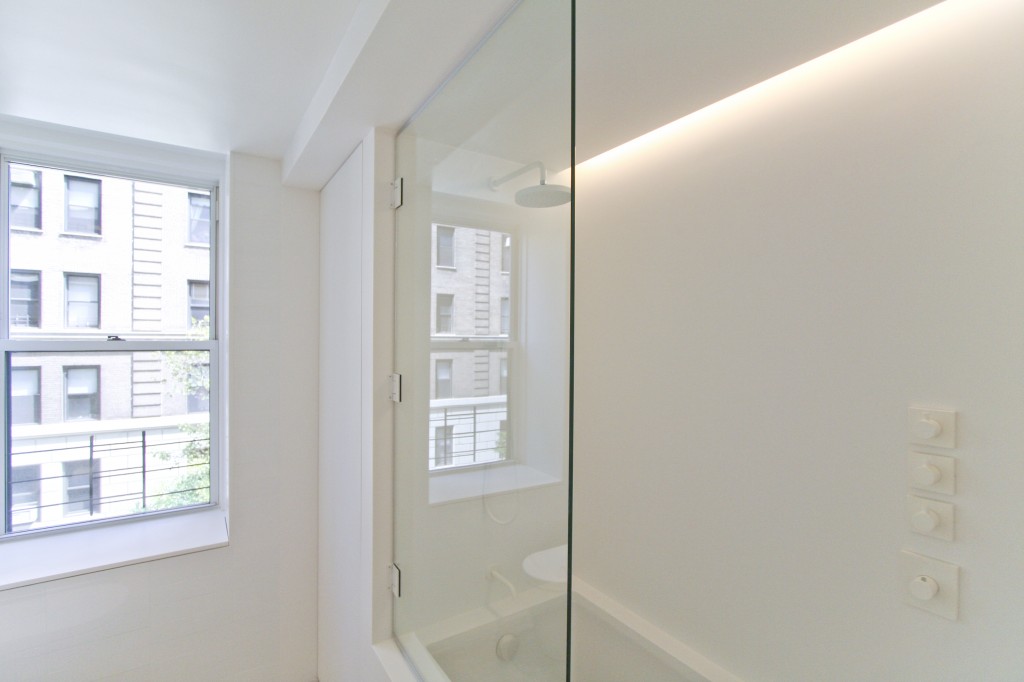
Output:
2,153,221,544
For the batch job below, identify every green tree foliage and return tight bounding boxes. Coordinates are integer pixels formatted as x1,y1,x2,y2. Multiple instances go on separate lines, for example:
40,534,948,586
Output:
146,319,211,510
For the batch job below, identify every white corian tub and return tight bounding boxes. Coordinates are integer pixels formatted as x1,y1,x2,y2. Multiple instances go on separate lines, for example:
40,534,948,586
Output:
397,579,741,682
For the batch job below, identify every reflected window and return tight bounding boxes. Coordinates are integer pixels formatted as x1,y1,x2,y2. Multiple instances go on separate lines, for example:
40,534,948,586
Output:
434,425,454,467
436,294,454,334
428,225,513,470
436,225,455,268
435,359,452,399
500,297,510,335
501,234,511,273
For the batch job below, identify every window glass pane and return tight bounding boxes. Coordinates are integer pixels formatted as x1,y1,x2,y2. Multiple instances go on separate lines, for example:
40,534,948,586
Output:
7,162,214,339
9,350,212,532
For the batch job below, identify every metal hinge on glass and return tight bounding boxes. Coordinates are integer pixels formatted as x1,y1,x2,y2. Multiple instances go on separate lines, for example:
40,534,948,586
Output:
391,564,402,598
391,178,403,209
389,373,402,403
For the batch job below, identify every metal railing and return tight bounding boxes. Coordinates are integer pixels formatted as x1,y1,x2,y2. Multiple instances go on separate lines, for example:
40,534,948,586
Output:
429,396,508,470
7,427,210,532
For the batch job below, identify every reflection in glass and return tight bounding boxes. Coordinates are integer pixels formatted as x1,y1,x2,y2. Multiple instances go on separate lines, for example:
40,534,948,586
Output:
391,1,571,679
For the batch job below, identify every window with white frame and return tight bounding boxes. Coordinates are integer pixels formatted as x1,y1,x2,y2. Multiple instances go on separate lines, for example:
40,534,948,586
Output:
3,155,218,536
64,176,101,234
428,224,513,470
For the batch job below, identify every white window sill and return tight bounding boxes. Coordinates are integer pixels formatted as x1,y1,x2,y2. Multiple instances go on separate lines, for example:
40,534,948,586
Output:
0,505,228,591
429,462,560,505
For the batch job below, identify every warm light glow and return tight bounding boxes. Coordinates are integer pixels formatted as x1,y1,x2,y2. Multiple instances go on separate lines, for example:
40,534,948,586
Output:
578,0,1003,173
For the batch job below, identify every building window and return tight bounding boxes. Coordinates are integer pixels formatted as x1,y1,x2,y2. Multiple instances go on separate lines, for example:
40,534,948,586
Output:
10,367,40,424
500,297,510,336
9,168,41,230
10,270,40,327
435,359,452,399
501,234,511,273
188,192,211,244
63,460,98,515
64,176,101,234
64,366,99,421
10,465,41,529
499,357,508,395
189,280,210,325
436,293,454,334
434,425,454,467
65,274,100,328
436,225,455,268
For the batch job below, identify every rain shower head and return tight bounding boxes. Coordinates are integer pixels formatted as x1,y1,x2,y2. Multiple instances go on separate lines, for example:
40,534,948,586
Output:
489,161,571,208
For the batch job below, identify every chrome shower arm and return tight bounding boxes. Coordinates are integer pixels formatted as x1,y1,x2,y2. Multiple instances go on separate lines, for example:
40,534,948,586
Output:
489,161,548,189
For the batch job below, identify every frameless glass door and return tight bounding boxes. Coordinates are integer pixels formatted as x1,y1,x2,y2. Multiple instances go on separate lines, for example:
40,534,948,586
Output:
391,1,572,680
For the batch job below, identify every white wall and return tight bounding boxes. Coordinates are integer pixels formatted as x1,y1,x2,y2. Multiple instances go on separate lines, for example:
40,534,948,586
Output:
318,130,397,682
0,153,320,681
575,1,1024,680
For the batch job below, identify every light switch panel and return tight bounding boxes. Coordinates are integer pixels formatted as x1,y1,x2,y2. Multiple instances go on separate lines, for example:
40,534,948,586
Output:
908,407,956,448
906,494,955,541
908,451,956,495
901,550,959,620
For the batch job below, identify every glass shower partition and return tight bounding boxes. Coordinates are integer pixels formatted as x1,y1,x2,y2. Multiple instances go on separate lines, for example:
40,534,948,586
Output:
391,1,572,680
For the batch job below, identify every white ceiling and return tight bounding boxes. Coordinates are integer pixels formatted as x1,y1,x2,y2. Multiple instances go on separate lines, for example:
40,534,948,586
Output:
0,0,944,188
0,0,361,159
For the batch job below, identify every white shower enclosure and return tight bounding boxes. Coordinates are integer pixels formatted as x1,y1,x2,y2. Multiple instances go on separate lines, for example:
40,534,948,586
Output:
391,1,573,679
